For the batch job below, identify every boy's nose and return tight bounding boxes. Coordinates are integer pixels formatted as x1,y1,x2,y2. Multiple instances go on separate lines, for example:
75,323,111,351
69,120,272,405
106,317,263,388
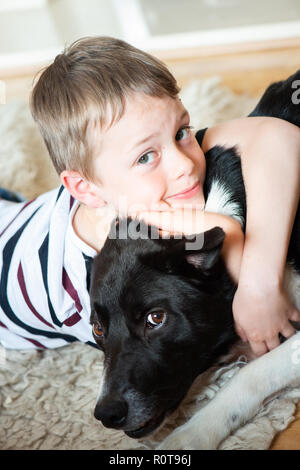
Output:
166,148,194,179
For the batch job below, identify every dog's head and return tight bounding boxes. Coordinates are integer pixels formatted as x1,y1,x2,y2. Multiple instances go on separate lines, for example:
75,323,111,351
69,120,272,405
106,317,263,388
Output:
89,218,237,438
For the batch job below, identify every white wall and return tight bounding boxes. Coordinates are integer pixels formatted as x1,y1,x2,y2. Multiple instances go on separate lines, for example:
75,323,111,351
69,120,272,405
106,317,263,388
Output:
1,0,300,72
48,0,122,45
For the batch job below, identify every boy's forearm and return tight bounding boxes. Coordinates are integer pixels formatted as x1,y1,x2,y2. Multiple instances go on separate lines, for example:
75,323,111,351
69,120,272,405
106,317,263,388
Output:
237,120,300,286
203,116,300,287
201,212,244,284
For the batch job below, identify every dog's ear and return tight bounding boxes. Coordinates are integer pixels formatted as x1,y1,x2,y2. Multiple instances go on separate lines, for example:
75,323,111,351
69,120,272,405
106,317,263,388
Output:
162,226,225,272
184,227,225,270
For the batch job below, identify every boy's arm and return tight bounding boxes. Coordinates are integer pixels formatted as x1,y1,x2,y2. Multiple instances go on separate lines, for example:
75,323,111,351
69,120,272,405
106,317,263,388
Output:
202,116,300,356
130,208,244,285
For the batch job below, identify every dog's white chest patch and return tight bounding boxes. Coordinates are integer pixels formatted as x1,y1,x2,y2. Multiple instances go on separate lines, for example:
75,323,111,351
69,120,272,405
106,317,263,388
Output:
205,180,245,227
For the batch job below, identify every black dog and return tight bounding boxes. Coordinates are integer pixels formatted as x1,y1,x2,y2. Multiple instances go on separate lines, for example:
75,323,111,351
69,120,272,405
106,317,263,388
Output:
89,71,300,444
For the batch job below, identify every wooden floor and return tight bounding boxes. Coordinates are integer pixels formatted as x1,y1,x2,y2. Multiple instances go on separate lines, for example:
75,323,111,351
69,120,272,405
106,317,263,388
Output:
1,36,300,449
270,402,300,450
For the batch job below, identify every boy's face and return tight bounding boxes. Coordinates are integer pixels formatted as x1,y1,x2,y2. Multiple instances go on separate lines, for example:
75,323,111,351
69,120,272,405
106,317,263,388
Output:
92,93,206,213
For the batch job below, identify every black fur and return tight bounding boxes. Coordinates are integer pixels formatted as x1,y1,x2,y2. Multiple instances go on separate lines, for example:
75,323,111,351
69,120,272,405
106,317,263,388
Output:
89,72,300,437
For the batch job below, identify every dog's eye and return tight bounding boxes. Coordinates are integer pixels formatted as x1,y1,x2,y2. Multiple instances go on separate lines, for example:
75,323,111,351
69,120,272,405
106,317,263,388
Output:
146,311,166,329
93,322,104,338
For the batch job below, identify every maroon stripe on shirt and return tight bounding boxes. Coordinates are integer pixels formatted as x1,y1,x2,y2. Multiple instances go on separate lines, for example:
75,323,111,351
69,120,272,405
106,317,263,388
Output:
0,199,36,237
62,267,83,313
17,262,55,329
69,196,75,211
23,337,47,349
63,312,81,327
0,321,8,328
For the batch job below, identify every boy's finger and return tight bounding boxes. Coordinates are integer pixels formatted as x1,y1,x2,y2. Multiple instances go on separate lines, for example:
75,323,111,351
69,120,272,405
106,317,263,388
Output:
127,202,174,215
149,201,175,212
134,211,177,232
280,323,297,339
134,211,163,227
250,340,268,357
149,202,204,212
234,323,247,342
266,336,280,351
289,309,300,322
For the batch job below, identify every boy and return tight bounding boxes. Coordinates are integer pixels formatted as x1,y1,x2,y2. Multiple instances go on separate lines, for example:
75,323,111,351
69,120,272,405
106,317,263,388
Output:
0,36,299,356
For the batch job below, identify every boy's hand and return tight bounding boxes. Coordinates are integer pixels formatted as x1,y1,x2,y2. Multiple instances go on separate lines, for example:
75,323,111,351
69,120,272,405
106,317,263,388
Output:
233,279,300,357
128,205,205,236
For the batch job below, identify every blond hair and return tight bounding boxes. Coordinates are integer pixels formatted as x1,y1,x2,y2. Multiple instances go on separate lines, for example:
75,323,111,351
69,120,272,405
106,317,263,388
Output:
30,36,180,182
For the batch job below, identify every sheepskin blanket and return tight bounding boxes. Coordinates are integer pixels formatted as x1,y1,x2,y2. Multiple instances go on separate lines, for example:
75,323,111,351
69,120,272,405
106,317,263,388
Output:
0,76,299,450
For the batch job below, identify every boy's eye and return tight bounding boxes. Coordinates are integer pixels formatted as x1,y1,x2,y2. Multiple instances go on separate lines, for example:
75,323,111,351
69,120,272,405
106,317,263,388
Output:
137,151,156,165
176,125,193,141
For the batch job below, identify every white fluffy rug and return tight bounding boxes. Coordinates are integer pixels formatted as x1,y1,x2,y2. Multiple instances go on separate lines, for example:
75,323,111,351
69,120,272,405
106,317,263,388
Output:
0,76,299,450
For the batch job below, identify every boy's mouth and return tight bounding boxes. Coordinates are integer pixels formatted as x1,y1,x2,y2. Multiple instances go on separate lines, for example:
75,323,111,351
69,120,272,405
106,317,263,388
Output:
167,181,200,200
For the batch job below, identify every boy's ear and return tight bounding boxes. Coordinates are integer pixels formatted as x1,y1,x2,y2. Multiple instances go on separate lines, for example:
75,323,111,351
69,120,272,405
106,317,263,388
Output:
60,170,106,208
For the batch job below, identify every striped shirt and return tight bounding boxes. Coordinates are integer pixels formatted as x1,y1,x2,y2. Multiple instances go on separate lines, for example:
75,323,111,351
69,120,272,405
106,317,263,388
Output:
0,185,98,350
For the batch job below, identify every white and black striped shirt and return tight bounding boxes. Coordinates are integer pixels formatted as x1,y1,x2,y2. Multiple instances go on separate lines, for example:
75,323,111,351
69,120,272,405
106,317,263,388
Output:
0,186,98,350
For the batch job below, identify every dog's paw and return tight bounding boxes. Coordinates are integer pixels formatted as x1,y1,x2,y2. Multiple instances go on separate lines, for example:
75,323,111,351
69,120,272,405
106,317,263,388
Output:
156,423,219,450
156,429,193,450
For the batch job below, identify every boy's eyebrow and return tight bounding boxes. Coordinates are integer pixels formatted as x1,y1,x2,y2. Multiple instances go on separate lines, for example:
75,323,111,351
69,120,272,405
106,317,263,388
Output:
130,109,189,151
132,132,158,151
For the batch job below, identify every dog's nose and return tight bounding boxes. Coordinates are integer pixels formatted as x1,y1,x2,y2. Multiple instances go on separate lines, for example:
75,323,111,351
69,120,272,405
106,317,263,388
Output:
94,399,128,429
